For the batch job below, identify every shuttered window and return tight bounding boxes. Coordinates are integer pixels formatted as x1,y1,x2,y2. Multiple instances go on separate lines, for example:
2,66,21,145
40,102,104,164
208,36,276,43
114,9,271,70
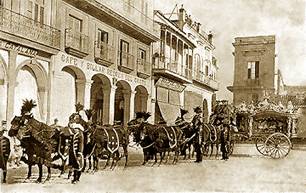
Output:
26,0,44,24
255,61,259,78
247,61,259,79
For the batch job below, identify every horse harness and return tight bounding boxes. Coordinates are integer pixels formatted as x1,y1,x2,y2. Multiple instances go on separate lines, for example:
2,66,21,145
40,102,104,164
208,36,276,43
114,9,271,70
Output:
162,126,178,149
102,128,120,154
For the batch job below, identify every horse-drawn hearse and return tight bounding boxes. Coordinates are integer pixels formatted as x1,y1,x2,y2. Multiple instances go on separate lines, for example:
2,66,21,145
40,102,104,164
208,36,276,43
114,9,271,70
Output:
233,98,300,159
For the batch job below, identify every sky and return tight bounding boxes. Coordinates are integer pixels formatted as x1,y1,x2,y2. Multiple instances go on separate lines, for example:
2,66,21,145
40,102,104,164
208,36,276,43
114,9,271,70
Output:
153,0,306,101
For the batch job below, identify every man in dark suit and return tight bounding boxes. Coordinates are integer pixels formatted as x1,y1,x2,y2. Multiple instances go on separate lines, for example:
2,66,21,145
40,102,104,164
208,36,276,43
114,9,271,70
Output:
192,107,203,163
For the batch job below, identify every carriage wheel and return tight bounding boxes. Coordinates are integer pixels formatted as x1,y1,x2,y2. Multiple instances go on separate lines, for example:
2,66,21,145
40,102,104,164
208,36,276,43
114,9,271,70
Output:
255,136,270,156
265,132,291,159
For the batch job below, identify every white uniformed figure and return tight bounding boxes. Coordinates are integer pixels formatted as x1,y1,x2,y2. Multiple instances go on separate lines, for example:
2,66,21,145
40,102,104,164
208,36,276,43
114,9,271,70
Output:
287,101,294,113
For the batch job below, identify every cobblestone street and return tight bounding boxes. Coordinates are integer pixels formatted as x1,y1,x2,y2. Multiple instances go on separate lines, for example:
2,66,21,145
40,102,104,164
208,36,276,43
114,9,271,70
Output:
2,145,306,192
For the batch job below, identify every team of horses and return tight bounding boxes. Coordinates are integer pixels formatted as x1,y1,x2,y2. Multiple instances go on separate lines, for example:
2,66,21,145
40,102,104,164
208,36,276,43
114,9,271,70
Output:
0,100,237,183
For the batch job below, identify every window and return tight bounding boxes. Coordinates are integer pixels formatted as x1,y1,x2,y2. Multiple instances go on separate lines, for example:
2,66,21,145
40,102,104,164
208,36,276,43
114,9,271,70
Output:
160,31,165,58
120,40,129,65
139,49,146,60
68,15,83,49
205,65,209,76
26,0,44,24
141,0,148,23
97,29,108,44
68,15,82,32
247,61,259,79
120,40,129,53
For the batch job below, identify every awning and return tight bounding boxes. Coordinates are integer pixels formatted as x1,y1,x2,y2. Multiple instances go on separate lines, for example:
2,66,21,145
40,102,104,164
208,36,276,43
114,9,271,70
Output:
157,101,180,125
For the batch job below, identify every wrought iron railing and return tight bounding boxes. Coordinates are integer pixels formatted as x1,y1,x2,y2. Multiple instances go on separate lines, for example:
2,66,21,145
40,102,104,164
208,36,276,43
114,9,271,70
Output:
137,58,150,75
194,70,219,90
94,41,115,64
154,56,192,79
65,28,89,54
118,50,135,69
0,6,60,49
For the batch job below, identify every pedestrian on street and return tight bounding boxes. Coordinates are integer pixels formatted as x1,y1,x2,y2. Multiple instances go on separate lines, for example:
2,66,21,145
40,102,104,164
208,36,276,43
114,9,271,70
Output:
220,123,230,160
191,106,203,163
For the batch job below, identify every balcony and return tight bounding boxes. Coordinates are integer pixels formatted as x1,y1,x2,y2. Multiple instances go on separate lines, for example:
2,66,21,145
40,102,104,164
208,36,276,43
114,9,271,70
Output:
137,58,151,79
65,28,89,58
0,6,60,49
193,70,219,91
63,0,158,44
118,51,134,73
153,56,192,83
94,41,115,66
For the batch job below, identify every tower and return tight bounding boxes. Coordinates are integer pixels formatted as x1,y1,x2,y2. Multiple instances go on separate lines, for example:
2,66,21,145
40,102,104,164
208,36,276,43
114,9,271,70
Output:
228,35,278,105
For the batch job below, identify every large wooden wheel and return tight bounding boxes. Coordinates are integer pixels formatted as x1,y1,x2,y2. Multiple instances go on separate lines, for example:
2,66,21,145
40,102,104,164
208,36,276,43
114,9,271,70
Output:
265,132,291,159
255,136,270,156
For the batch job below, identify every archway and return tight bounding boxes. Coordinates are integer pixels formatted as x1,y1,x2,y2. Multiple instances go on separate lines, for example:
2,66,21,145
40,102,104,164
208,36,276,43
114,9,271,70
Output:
114,80,131,125
61,66,86,117
14,61,47,120
134,85,148,114
90,74,111,124
0,57,7,123
203,98,209,123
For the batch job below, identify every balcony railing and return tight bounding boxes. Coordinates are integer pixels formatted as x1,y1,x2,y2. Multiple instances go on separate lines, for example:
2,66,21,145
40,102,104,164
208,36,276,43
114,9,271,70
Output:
118,50,135,73
194,70,219,90
0,6,60,49
94,41,115,66
65,28,89,58
91,0,155,33
153,56,192,80
137,58,150,79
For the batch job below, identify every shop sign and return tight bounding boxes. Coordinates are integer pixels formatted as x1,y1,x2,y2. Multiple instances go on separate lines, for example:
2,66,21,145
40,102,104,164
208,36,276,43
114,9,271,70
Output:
155,77,185,92
0,39,37,57
60,53,147,86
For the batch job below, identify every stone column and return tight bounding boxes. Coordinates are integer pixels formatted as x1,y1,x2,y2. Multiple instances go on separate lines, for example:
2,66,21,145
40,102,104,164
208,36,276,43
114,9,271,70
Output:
0,79,7,123
6,51,17,127
75,79,85,105
106,86,116,125
83,80,93,110
129,91,136,121
122,90,131,125
147,95,154,124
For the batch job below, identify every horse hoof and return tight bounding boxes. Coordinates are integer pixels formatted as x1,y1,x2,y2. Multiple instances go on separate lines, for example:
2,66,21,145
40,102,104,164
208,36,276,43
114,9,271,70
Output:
36,179,42,183
71,180,77,184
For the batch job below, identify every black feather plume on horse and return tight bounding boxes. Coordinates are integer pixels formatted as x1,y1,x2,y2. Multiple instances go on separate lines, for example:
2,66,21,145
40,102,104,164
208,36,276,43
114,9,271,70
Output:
21,99,37,116
85,109,95,121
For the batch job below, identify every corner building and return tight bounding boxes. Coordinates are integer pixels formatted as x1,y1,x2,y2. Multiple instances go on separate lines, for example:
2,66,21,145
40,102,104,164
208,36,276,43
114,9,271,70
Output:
0,0,158,126
152,6,219,124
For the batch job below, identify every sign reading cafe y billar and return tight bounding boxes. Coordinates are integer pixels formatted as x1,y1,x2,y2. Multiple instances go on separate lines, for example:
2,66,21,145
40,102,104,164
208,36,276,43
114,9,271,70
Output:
59,52,149,87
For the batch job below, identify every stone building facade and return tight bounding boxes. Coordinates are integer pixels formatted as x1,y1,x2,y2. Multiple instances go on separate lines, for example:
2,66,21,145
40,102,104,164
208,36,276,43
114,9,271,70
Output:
228,35,284,106
152,6,219,124
0,0,158,126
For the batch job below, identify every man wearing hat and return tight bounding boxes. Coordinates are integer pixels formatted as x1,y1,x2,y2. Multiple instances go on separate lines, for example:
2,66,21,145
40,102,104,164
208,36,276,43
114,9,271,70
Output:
175,109,189,128
0,120,10,183
191,106,203,163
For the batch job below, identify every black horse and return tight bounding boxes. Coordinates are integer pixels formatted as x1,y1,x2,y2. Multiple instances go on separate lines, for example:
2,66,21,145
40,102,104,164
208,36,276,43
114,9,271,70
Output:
8,115,71,182
89,124,129,171
128,113,183,166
